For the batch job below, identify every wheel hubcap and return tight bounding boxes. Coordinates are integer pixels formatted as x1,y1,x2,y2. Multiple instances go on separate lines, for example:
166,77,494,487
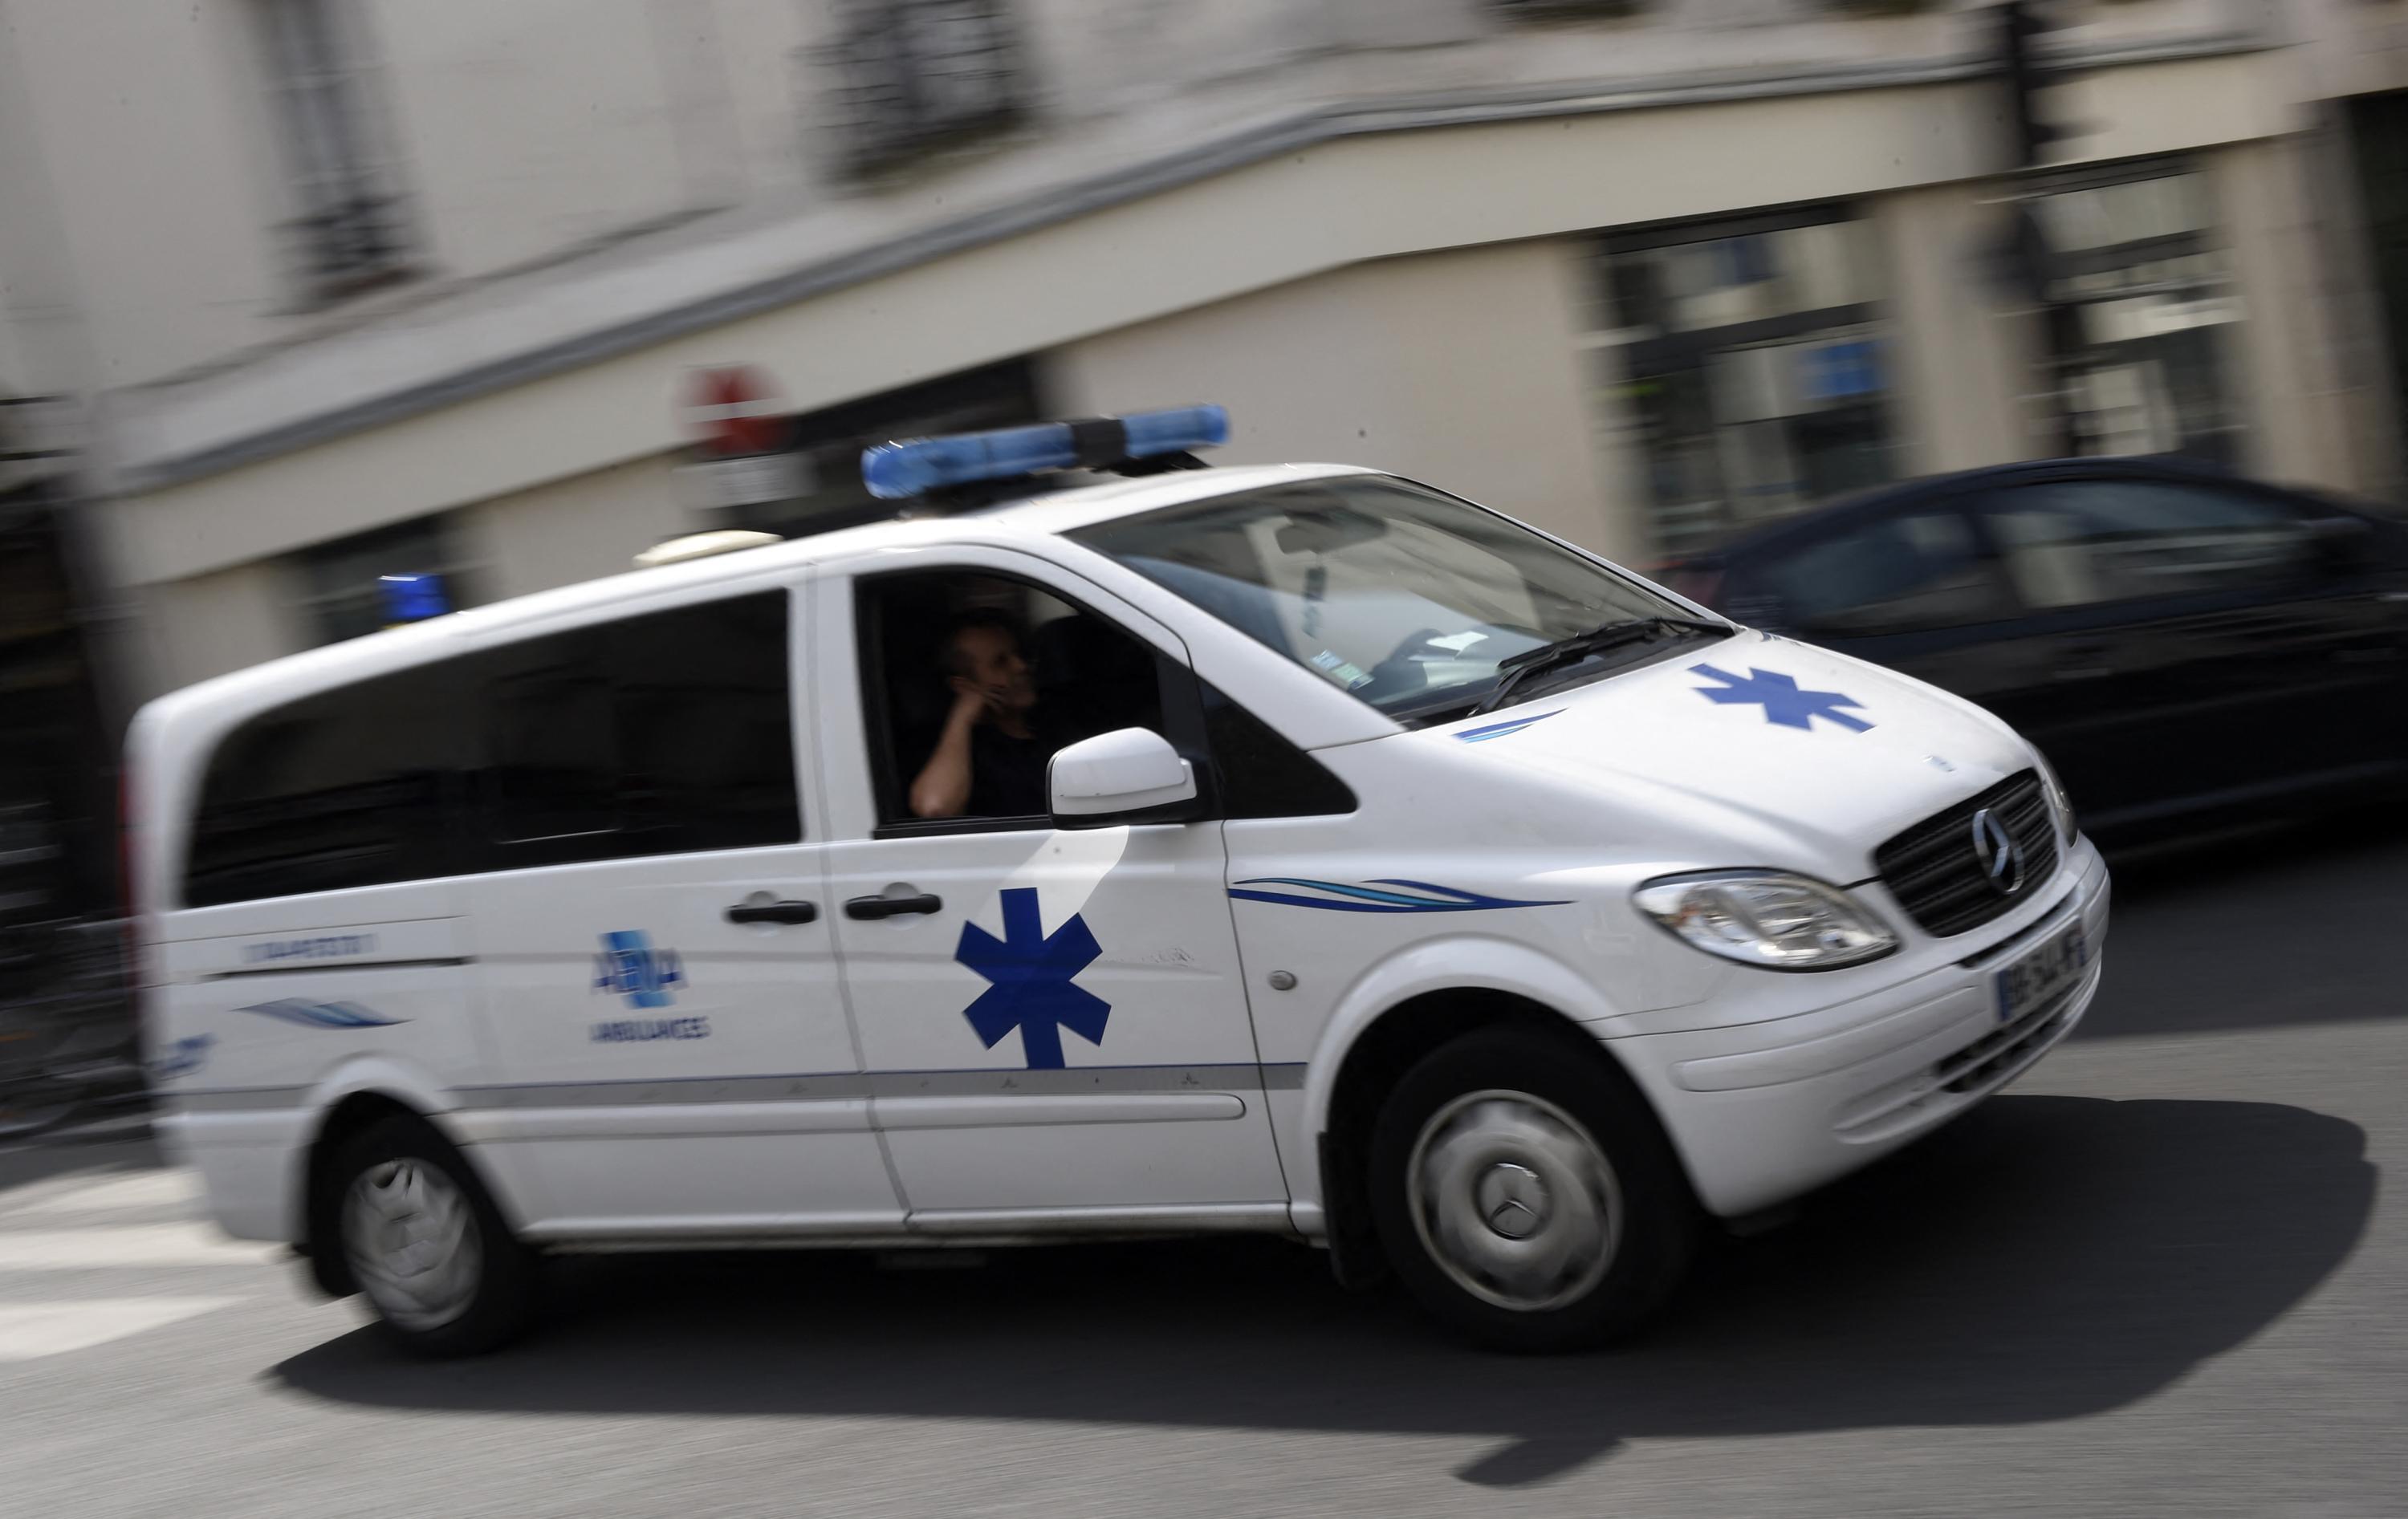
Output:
344,1158,482,1332
1407,1091,1620,1313
1475,1162,1551,1240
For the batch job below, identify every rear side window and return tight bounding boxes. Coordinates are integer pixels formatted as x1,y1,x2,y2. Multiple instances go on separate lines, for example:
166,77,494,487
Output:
184,663,470,908
1977,479,2316,608
182,591,799,906
488,630,620,846
608,593,800,857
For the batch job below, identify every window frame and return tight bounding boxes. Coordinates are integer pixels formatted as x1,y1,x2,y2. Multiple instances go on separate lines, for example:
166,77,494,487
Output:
246,0,417,305
849,564,1222,841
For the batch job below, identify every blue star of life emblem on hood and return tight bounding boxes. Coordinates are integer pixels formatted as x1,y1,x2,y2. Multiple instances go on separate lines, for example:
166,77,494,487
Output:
954,887,1111,1070
1690,664,1873,733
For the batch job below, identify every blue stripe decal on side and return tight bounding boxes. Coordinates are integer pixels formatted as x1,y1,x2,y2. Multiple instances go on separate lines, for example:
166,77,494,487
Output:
1228,878,1569,913
1454,709,1564,742
234,999,408,1030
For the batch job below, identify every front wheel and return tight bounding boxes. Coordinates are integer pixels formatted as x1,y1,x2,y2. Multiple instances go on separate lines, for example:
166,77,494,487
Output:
1368,1026,1696,1351
333,1115,535,1357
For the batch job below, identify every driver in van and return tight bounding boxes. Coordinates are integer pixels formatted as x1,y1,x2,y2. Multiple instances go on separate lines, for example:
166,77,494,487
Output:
909,609,1056,819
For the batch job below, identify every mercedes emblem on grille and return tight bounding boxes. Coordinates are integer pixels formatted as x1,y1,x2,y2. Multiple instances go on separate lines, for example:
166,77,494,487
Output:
1970,806,2024,896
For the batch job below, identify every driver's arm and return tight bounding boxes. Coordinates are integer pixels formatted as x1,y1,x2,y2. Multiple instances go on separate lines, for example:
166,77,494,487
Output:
909,686,985,818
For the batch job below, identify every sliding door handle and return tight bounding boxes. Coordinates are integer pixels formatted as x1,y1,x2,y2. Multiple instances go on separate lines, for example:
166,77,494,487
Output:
845,892,943,920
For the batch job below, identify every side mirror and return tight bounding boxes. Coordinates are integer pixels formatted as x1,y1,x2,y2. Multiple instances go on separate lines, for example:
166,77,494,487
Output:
1048,727,1198,826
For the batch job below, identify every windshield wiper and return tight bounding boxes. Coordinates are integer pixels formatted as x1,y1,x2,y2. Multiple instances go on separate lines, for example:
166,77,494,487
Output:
1468,616,1728,717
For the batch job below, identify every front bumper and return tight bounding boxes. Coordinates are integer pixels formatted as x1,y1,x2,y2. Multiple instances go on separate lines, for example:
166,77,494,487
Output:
1609,839,2110,1217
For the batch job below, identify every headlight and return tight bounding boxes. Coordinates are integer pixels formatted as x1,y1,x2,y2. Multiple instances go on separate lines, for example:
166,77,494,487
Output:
2032,750,2077,844
1632,871,1897,971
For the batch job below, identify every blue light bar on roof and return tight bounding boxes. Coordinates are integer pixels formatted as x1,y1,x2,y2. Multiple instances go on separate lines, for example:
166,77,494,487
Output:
860,404,1229,500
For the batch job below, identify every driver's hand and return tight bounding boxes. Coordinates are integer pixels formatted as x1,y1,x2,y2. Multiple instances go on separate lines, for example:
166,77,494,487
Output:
949,676,1002,726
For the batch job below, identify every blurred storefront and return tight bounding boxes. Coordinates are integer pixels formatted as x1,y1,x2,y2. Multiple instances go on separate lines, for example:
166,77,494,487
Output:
682,359,1047,540
0,481,118,930
2346,89,2408,484
2027,160,2247,467
1584,209,1903,558
0,2,2392,700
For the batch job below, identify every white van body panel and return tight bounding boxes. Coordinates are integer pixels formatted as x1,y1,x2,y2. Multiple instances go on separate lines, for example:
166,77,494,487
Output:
129,461,2105,1279
810,546,1290,1216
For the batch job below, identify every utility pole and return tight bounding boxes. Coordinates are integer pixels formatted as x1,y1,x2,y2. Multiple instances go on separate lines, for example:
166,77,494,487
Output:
1993,0,2086,457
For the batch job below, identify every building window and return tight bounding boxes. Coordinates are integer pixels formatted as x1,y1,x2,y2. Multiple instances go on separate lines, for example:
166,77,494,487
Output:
820,0,1025,181
1588,208,1901,557
292,515,474,648
2020,162,2242,465
1492,0,1647,18
252,0,411,299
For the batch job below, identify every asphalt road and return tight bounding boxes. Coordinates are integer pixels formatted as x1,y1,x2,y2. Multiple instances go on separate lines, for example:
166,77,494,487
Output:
3,819,2402,1518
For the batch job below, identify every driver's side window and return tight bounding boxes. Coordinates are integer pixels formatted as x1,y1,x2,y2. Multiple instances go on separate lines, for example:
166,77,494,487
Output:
856,571,1171,831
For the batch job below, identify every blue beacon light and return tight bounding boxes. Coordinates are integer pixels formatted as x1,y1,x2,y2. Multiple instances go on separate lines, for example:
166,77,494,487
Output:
378,573,449,624
860,404,1229,500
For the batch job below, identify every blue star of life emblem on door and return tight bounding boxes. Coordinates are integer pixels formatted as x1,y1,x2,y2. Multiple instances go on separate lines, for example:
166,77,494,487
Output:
953,887,1111,1070
1690,664,1873,733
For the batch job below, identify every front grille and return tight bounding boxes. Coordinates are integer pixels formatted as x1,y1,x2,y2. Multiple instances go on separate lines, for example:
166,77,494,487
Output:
1874,771,2058,937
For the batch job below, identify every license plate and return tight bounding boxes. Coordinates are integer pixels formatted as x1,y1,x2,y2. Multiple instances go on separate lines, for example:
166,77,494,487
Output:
1994,919,2089,1026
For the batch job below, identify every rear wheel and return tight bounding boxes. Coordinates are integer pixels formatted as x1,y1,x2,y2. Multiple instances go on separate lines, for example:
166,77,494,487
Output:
333,1115,535,1357
1368,1026,1695,1351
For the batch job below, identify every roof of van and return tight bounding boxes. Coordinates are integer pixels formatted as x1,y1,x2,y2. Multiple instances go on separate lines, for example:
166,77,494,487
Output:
136,461,1378,731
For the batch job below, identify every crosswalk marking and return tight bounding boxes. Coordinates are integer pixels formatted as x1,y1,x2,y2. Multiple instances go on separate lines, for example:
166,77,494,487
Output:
0,1162,287,1365
0,1298,240,1362
0,1169,199,1219
0,1222,280,1269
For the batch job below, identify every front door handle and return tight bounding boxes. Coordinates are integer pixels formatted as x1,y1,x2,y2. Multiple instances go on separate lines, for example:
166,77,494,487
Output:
726,900,819,925
845,892,943,920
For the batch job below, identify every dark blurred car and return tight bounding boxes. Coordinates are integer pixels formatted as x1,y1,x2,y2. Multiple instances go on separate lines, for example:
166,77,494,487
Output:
1662,456,2408,841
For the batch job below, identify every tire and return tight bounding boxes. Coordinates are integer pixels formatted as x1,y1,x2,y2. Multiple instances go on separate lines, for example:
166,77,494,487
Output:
331,1115,536,1357
1367,1025,1697,1352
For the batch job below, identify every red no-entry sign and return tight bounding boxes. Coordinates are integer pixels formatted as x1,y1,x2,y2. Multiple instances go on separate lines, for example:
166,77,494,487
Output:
677,364,787,457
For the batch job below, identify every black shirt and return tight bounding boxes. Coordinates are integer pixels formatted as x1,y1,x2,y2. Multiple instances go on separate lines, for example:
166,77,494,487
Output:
966,720,1053,819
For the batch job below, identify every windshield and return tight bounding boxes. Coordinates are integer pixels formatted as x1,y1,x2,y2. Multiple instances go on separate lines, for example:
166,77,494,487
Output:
1072,476,1708,722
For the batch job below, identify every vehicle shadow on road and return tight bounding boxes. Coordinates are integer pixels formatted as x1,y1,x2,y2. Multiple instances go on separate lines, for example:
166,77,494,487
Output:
270,1094,2374,1489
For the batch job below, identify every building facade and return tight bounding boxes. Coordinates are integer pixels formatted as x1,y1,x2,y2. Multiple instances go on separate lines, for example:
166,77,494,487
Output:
0,0,2397,732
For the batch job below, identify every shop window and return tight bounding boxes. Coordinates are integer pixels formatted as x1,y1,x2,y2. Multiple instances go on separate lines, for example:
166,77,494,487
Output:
2020,163,2243,465
1589,208,1902,557
292,514,476,648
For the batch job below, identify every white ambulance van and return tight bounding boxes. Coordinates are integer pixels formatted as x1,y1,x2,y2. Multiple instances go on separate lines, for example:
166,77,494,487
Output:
127,407,2106,1355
